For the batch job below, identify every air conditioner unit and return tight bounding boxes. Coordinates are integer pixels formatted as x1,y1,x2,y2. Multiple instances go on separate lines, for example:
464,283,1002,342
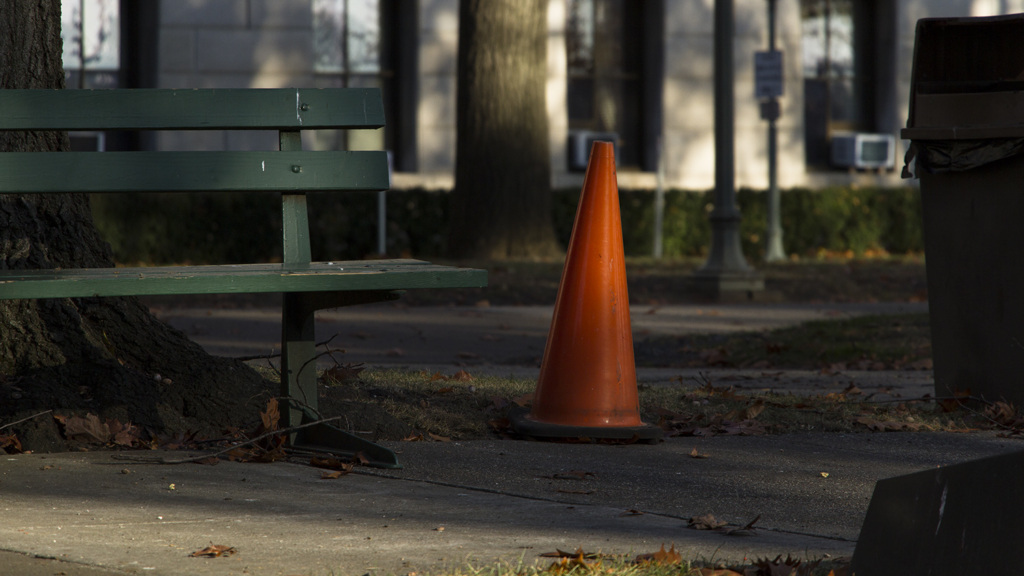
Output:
830,132,896,169
568,130,619,171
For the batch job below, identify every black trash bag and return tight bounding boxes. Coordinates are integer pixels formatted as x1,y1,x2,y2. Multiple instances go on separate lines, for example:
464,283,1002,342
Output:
903,137,1024,178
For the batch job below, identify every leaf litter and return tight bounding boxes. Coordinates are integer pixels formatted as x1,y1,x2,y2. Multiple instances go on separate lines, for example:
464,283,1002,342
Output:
527,542,850,576
308,365,1024,441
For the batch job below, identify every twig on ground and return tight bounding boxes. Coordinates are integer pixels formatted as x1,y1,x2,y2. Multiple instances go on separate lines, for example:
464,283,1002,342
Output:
110,415,347,465
954,401,1016,431
265,357,280,378
0,410,52,431
273,395,324,421
234,333,344,361
297,347,345,378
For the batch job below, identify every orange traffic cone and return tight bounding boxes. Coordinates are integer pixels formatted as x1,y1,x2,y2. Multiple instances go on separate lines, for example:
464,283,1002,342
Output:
511,141,662,441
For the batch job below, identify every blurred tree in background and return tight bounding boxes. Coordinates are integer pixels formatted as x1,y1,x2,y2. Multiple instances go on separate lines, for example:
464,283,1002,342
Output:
447,0,561,259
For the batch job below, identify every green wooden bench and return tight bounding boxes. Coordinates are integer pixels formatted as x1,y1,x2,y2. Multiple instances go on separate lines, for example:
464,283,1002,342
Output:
0,88,487,468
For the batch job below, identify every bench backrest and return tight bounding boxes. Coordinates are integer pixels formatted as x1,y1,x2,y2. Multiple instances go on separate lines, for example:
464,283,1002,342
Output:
0,88,391,265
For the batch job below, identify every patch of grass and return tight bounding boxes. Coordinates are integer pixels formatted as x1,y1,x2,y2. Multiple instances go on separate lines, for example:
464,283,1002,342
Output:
639,382,968,435
636,313,932,370
320,369,536,440
410,551,849,576
293,364,982,441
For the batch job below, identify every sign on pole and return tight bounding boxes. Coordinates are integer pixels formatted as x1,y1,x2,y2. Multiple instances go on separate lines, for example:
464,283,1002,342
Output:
754,50,783,99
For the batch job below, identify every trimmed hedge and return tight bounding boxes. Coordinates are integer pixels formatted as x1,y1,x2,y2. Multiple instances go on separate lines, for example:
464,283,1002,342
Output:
91,186,922,265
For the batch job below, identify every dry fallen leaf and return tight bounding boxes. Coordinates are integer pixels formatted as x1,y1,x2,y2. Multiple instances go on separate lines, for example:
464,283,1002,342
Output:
0,434,23,454
451,370,473,381
688,514,727,530
548,470,596,480
324,362,364,382
428,433,451,442
310,456,354,473
635,544,681,565
512,392,535,407
689,447,710,459
820,472,829,478
64,414,111,444
189,544,237,558
619,509,644,517
939,388,971,413
753,554,802,576
402,432,425,442
320,471,344,480
744,398,766,420
545,555,595,574
487,417,511,434
259,399,280,433
721,514,759,536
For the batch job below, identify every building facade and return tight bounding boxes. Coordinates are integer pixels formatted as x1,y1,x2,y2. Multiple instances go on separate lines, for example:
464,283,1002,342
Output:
62,0,1024,190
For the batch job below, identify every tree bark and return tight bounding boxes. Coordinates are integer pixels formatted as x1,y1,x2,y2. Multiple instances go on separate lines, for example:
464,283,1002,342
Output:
0,0,271,451
447,0,561,259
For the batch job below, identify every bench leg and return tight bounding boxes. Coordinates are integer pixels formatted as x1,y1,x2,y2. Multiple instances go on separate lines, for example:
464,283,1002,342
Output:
281,292,318,428
280,292,401,469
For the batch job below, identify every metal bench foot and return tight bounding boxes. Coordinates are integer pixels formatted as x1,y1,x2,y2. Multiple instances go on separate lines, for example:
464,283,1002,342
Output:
289,407,401,469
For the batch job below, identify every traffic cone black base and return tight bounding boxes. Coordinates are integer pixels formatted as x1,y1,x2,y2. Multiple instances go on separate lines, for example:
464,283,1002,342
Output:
509,408,662,442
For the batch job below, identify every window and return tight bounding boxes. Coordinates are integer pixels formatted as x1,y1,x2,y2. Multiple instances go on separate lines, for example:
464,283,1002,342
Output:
801,0,876,167
313,0,382,76
60,0,120,152
61,0,120,90
313,0,400,161
311,0,416,171
566,0,644,169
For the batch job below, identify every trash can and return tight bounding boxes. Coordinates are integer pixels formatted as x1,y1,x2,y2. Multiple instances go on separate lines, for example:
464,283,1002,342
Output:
903,14,1024,405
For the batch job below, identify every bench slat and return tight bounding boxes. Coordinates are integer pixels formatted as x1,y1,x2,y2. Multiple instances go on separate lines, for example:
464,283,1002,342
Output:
0,88,385,131
0,151,389,193
0,261,487,300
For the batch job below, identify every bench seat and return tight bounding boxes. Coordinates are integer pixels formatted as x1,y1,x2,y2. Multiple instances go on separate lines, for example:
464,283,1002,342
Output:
0,260,486,300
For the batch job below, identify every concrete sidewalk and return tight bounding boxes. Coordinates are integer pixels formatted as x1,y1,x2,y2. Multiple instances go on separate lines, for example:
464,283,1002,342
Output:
1,430,1019,576
0,300,959,576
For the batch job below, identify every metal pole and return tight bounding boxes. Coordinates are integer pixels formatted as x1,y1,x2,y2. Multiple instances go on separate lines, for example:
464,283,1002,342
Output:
653,137,665,259
765,0,785,262
696,0,754,277
377,191,386,255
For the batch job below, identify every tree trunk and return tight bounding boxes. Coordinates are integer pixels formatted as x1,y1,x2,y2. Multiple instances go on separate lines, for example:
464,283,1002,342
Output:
0,1,271,451
447,0,561,259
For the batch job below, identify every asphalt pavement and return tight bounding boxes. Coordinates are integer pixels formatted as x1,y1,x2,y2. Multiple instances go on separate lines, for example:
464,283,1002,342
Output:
4,298,1016,576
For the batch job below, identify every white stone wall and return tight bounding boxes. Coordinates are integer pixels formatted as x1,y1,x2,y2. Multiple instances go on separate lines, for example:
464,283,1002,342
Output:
152,0,1024,189
416,0,459,180
158,0,332,152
